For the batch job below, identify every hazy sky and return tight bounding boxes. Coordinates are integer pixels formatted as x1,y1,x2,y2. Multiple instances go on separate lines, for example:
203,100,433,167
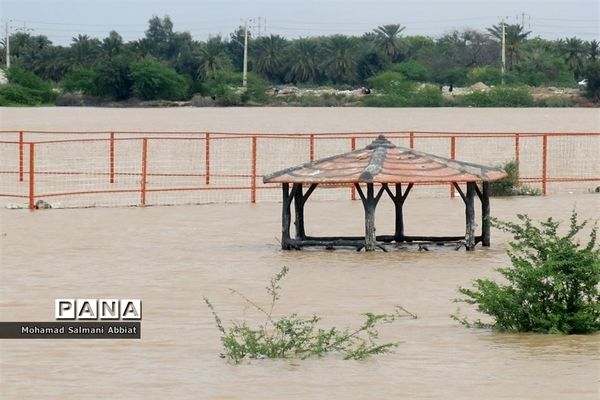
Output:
1,0,598,45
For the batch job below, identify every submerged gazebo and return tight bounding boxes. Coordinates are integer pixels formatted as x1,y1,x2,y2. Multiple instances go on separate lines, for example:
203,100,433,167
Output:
264,135,507,252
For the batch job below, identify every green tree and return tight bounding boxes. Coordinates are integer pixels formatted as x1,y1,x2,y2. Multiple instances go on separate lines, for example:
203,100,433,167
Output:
560,37,587,80
62,68,97,95
287,39,321,83
588,40,599,61
196,37,232,80
93,57,133,100
70,34,101,67
130,58,188,100
374,24,405,62
582,61,600,102
488,23,531,70
322,35,357,84
101,31,123,61
252,34,288,81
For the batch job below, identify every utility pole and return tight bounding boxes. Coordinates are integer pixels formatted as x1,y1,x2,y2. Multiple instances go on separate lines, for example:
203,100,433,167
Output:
242,20,248,88
501,17,506,85
4,20,10,69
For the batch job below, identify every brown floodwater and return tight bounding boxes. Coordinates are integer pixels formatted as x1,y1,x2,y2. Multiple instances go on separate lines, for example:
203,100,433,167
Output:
1,193,598,399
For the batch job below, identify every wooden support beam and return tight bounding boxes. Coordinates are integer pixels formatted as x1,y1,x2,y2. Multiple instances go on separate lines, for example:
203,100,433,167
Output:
481,181,491,247
354,183,366,203
453,182,466,202
293,183,306,240
364,183,377,251
303,183,317,202
465,182,476,250
394,183,404,241
281,183,298,249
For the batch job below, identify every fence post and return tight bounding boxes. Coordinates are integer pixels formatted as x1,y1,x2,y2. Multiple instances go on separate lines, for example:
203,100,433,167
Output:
19,131,24,182
351,136,357,201
140,138,148,207
450,136,456,198
205,133,210,185
409,132,414,149
109,132,115,184
542,134,548,195
28,143,35,210
251,136,257,203
514,133,520,185
309,133,315,161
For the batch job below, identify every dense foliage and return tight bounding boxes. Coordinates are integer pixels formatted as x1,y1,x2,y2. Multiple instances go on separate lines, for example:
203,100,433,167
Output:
205,266,417,363
0,16,597,105
454,211,600,334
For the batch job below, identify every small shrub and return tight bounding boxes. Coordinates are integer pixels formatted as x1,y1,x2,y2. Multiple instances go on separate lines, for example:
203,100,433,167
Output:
190,94,216,107
205,266,416,363
467,66,502,86
453,211,600,334
130,59,188,101
0,84,44,105
456,86,534,107
489,160,539,196
535,96,575,107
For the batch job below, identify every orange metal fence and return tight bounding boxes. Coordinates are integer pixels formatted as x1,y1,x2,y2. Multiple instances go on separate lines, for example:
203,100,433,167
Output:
1,131,598,209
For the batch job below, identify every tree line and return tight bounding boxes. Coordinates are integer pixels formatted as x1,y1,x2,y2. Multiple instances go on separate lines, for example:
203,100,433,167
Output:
1,15,599,105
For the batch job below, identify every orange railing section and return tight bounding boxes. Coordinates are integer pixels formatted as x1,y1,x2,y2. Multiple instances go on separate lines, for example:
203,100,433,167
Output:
0,131,598,209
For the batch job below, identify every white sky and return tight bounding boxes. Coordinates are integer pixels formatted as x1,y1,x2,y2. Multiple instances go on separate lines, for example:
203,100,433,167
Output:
1,0,598,45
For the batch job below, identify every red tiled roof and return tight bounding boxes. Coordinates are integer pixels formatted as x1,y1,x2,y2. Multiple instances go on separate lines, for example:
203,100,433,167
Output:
264,135,508,184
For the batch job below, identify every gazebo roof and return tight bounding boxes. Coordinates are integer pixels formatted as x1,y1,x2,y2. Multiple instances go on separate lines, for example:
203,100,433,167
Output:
264,135,507,184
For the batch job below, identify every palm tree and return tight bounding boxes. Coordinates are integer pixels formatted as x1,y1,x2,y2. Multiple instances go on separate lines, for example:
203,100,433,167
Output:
588,40,599,61
561,37,586,79
101,31,123,61
70,34,100,67
373,24,405,62
487,23,531,70
287,39,320,83
322,35,357,83
196,37,232,80
252,35,287,81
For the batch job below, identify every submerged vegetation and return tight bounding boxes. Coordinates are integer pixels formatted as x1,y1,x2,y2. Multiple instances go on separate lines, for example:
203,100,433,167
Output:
0,16,598,106
489,161,540,196
453,211,600,334
204,266,416,363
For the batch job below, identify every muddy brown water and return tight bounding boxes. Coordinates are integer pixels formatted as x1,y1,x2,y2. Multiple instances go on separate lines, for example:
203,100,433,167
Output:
1,193,599,399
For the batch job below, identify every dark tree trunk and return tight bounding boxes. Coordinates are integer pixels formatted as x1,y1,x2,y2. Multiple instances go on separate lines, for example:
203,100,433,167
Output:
481,181,491,247
465,182,476,250
293,183,305,239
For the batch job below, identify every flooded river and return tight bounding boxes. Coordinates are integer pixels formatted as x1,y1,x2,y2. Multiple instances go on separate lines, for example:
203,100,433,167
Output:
1,193,598,399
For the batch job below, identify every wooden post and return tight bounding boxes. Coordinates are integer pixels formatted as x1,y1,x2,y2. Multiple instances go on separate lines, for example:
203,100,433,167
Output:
140,138,148,207
281,183,293,249
465,182,476,250
109,132,115,184
18,131,24,182
28,143,35,210
394,183,404,240
351,137,357,201
542,134,548,195
409,132,414,149
364,183,377,251
293,183,306,239
481,181,491,247
205,133,210,185
450,136,456,198
251,136,257,203
514,133,520,185
309,134,315,161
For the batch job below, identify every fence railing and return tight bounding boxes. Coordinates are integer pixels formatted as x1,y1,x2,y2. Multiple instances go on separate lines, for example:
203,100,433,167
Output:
1,131,598,209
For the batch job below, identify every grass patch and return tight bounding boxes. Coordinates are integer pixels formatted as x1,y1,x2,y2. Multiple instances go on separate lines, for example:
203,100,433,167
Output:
204,266,416,363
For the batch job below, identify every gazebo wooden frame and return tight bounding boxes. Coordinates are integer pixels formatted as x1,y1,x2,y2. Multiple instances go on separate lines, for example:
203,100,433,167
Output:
265,135,507,252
